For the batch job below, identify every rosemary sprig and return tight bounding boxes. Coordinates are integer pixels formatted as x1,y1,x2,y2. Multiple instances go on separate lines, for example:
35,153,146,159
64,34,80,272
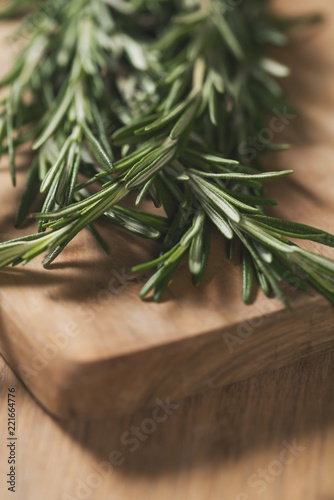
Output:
0,0,333,307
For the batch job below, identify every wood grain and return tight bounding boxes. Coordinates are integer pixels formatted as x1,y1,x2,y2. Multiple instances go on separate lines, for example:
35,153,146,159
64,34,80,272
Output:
0,0,334,419
1,350,334,500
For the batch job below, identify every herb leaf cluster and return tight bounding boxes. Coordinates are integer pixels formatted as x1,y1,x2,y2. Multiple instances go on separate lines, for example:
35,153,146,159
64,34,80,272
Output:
0,0,333,306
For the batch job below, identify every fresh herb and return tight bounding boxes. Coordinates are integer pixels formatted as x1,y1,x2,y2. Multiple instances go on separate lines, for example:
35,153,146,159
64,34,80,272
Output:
0,0,333,307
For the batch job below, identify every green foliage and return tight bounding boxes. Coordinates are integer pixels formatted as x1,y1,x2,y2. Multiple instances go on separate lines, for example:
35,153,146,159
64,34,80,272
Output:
0,0,333,306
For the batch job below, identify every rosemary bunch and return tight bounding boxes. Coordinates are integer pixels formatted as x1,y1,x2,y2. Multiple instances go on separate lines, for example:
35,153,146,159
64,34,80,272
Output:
0,0,333,306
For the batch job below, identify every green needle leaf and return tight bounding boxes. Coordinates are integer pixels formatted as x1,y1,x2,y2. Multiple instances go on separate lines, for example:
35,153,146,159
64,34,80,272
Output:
32,86,75,150
83,122,113,173
242,247,255,304
40,135,72,193
15,158,40,227
6,99,16,186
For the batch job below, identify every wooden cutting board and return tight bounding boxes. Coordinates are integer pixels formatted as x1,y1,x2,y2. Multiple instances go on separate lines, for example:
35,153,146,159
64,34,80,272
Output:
0,0,334,419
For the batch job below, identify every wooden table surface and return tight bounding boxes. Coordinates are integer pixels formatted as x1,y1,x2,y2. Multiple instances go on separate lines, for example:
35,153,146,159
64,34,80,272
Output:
1,350,334,500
